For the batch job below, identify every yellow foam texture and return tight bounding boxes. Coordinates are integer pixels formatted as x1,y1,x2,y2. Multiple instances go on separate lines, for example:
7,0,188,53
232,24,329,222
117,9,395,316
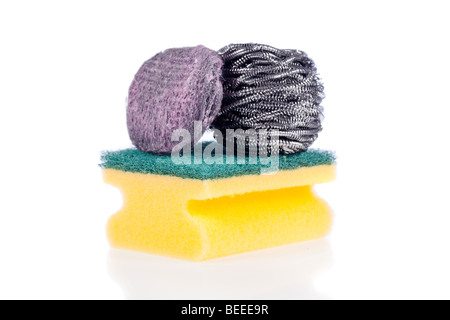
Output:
104,165,336,261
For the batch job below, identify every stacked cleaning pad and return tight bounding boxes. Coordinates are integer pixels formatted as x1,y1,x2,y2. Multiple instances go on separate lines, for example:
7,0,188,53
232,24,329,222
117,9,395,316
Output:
127,45,223,154
101,44,335,261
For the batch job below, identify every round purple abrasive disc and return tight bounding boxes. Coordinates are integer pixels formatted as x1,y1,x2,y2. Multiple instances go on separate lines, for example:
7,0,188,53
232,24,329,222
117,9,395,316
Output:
127,45,223,154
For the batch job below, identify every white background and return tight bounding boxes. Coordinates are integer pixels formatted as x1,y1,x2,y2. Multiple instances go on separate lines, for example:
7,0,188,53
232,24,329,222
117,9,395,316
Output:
1,0,449,300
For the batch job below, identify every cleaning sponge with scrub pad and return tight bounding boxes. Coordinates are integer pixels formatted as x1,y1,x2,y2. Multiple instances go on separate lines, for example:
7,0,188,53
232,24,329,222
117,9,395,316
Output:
101,44,335,261
101,147,335,261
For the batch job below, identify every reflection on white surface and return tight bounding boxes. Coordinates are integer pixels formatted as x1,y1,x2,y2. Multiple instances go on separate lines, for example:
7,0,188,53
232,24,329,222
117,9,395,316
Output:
107,239,333,300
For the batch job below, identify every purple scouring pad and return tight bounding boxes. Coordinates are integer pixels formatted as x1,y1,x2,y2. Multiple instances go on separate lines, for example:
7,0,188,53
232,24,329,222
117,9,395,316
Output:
127,45,223,154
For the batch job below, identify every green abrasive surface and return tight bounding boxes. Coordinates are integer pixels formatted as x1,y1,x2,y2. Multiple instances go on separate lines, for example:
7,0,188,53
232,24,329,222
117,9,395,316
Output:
100,143,336,180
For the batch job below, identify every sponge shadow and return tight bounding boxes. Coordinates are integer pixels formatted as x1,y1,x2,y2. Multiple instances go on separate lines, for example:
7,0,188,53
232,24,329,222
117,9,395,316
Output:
107,238,333,300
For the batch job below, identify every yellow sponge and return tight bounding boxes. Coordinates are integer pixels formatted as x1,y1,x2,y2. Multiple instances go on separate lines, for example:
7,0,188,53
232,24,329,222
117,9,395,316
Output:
103,164,335,261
